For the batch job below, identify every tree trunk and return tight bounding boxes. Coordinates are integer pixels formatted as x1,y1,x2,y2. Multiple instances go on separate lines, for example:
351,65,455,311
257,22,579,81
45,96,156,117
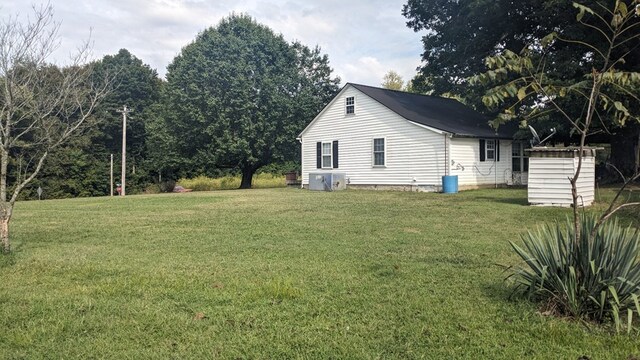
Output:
0,204,12,254
1,145,10,253
608,124,640,180
239,167,255,189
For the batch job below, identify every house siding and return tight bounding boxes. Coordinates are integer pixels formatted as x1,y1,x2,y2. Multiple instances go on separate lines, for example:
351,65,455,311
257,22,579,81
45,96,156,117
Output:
301,86,446,187
449,138,512,186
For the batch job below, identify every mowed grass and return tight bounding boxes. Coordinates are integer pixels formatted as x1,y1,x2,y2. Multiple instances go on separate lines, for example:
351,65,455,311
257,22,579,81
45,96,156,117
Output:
1,188,639,359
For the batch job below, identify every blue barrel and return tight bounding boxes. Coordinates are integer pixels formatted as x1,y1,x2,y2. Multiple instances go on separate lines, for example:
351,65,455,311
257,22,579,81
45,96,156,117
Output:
442,175,458,194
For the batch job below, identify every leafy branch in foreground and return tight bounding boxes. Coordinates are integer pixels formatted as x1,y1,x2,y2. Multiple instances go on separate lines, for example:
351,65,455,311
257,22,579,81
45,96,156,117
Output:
470,0,640,236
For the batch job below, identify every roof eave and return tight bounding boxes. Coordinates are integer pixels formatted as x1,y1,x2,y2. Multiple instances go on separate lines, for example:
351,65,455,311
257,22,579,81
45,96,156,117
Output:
451,133,515,140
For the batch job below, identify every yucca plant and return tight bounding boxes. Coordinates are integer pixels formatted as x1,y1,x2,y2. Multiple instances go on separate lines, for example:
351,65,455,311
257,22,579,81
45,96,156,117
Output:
511,214,640,332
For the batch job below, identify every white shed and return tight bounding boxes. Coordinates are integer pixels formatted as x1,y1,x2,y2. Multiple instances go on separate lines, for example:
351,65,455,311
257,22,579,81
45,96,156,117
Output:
527,147,598,207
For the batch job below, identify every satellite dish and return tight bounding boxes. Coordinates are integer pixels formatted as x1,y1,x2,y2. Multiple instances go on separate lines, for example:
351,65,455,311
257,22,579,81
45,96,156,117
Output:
529,125,556,147
529,125,541,146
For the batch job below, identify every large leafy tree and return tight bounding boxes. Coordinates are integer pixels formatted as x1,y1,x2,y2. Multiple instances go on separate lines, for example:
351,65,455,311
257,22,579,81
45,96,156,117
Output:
90,49,162,193
28,49,162,198
158,14,339,188
403,0,640,176
381,70,405,90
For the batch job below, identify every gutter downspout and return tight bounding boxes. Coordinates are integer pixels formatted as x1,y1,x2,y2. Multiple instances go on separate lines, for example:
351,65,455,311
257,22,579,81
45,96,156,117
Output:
495,138,498,189
296,137,303,189
444,134,449,177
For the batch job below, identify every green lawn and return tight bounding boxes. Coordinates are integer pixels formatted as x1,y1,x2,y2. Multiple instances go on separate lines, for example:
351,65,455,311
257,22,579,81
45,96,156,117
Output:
1,188,639,359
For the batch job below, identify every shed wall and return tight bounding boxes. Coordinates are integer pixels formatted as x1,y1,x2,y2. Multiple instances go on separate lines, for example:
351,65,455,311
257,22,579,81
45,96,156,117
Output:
527,155,595,206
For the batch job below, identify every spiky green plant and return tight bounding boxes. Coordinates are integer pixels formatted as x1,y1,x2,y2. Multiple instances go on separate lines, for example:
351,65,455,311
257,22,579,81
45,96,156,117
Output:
511,214,640,332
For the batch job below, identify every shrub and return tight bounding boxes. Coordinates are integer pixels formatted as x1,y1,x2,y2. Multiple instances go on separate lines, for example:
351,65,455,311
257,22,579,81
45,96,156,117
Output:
158,180,176,193
257,161,300,175
178,173,286,191
252,173,286,189
510,214,640,332
143,184,162,194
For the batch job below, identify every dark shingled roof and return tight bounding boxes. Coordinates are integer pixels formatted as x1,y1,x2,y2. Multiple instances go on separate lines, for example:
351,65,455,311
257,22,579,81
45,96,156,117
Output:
350,83,516,139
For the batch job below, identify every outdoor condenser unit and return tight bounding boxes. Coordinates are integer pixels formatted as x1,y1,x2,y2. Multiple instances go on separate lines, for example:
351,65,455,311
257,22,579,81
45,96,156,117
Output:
308,172,347,191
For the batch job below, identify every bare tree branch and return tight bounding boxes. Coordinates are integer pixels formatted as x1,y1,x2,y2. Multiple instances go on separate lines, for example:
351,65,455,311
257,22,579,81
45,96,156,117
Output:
0,4,112,253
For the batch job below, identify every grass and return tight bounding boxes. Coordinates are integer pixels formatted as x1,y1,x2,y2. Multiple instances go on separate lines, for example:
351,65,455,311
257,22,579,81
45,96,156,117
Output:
178,173,286,191
1,188,639,359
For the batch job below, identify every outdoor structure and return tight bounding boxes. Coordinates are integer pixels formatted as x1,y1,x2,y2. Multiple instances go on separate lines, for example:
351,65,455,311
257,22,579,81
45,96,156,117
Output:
297,83,520,191
527,147,598,207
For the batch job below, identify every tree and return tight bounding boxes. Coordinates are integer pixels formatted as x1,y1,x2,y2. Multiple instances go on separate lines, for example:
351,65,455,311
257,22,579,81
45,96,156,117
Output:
160,14,339,188
24,49,162,199
0,5,110,252
471,1,640,328
403,0,640,175
381,70,405,90
89,49,163,194
471,0,640,221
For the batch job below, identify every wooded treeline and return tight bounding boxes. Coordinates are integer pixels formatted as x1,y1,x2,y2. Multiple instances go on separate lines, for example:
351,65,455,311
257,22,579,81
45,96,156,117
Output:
20,15,340,199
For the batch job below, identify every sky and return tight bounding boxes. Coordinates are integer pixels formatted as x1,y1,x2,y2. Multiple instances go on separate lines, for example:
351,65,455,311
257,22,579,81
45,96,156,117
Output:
4,0,426,87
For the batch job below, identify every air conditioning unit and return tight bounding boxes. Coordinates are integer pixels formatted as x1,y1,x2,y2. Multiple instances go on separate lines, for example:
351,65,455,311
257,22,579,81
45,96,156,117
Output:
308,172,347,191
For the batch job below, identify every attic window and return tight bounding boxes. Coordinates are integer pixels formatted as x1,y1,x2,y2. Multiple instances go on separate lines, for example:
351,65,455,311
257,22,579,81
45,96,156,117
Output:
345,96,355,115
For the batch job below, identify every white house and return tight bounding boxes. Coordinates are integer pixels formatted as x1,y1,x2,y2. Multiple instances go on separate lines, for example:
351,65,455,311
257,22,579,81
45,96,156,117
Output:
297,83,524,191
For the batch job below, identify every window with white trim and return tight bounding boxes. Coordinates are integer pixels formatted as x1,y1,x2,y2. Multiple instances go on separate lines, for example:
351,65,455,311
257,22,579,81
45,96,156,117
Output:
322,142,332,168
512,142,529,172
373,138,385,166
485,139,496,160
345,96,355,115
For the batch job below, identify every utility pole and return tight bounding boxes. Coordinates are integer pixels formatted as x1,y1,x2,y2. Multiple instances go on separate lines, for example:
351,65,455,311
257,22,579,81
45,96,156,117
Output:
116,105,133,196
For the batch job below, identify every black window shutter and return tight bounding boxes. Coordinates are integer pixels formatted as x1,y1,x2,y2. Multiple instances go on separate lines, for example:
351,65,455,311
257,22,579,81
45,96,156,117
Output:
332,140,339,168
479,139,486,162
316,142,321,169
496,140,500,161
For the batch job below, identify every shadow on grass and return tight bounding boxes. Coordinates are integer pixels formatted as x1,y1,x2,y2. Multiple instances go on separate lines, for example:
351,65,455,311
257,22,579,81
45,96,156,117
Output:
475,196,529,206
0,252,17,268
479,274,536,318
477,261,529,304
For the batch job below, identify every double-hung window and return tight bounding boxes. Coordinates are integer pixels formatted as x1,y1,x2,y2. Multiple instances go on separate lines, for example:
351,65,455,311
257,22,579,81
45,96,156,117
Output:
316,141,338,169
485,139,496,160
512,143,521,171
345,96,355,115
512,142,529,172
373,138,385,166
480,139,500,162
322,142,332,168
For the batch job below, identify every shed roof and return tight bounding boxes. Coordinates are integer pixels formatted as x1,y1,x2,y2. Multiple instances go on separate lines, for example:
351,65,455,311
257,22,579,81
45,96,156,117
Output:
349,83,516,139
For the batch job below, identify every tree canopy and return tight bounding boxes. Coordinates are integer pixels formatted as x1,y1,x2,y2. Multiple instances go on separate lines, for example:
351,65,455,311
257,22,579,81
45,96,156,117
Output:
403,0,640,175
381,70,405,90
30,49,163,198
157,14,340,188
